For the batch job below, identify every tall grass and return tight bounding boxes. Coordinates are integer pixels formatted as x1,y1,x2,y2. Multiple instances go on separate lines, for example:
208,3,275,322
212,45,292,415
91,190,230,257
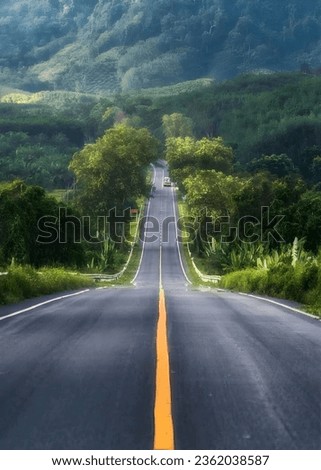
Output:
220,260,321,317
0,266,94,305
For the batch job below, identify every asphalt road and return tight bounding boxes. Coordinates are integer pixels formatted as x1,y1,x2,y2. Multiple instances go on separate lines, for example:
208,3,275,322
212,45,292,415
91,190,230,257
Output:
0,163,320,450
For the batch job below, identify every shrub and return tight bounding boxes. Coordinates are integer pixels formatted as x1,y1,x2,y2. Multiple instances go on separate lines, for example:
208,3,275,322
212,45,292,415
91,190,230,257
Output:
220,268,268,293
0,266,94,305
220,261,320,315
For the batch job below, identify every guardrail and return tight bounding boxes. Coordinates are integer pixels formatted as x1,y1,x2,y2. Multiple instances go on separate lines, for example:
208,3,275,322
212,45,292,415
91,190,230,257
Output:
0,271,124,282
84,273,123,282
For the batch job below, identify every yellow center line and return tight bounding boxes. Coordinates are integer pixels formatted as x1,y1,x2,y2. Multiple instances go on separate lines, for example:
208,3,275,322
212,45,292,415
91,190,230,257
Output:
153,288,174,450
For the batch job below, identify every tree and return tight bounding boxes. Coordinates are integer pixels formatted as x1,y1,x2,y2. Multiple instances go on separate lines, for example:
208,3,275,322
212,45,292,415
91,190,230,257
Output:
69,124,159,214
162,113,194,139
311,156,321,183
248,153,296,177
184,170,244,219
195,137,234,173
233,172,275,221
0,180,85,267
165,136,234,187
183,170,244,249
288,191,321,252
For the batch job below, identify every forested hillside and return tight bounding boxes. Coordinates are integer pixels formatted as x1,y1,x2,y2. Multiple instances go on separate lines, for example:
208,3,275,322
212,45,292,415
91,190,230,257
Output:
1,0,321,92
2,72,321,189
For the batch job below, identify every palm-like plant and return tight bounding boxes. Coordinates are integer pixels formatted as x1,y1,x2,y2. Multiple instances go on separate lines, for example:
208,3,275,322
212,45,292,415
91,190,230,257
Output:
204,237,315,273
87,238,117,272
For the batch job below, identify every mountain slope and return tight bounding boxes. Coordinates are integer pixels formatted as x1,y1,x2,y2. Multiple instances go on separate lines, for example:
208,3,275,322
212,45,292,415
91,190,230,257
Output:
1,0,321,93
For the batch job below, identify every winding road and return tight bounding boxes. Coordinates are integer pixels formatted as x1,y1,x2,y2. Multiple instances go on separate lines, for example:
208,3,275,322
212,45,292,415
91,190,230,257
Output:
0,163,320,450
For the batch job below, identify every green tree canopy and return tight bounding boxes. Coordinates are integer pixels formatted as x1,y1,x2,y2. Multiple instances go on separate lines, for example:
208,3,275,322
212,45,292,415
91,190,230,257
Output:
0,180,85,267
165,136,234,187
288,191,321,252
248,154,296,177
69,124,159,214
184,170,244,219
162,113,194,139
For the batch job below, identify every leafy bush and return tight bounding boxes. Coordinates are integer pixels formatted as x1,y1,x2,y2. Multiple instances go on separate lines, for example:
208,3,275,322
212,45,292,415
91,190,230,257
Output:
304,255,321,311
220,268,268,293
220,259,320,315
0,266,94,305
0,180,86,267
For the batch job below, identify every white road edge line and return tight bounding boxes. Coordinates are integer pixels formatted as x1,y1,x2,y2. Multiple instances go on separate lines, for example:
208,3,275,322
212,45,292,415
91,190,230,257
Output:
0,290,90,322
171,186,192,285
131,163,156,285
238,292,320,320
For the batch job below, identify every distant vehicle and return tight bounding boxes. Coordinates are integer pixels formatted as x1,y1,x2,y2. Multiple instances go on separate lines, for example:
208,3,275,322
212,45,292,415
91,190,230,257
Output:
163,176,171,187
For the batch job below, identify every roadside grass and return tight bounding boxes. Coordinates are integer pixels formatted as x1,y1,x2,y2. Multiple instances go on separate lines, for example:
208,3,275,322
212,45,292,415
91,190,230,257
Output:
114,243,143,286
220,266,321,319
82,241,142,287
179,241,206,287
92,243,142,288
93,197,146,286
113,198,146,284
102,170,155,285
177,199,220,288
0,266,94,306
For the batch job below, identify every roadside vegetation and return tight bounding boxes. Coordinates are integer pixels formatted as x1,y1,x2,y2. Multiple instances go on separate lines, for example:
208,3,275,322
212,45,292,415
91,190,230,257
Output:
153,74,321,315
219,239,321,317
0,265,94,306
220,265,321,318
1,72,321,311
0,119,156,303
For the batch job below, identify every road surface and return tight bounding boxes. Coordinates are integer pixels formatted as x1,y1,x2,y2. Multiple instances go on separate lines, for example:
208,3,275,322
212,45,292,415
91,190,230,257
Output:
0,163,320,450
